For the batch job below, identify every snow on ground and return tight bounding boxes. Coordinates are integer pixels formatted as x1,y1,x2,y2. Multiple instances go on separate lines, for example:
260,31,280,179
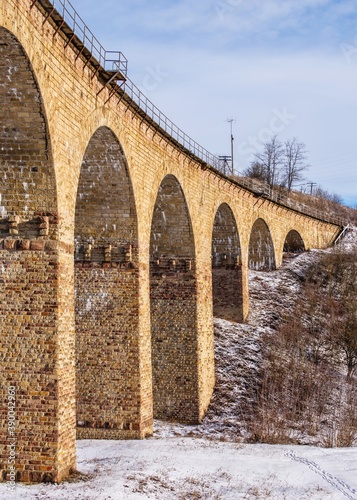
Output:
1,228,356,499
2,439,357,499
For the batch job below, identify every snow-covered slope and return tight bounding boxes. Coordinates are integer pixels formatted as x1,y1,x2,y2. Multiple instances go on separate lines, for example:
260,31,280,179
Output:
156,232,357,442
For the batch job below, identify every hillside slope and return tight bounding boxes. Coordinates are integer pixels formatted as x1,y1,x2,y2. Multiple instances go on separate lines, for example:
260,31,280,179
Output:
156,228,357,445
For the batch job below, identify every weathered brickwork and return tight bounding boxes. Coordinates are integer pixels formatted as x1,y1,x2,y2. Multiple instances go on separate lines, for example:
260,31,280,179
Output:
0,250,55,483
0,27,56,219
212,203,243,323
74,126,147,438
0,0,342,483
284,229,305,253
248,218,276,271
0,243,75,483
75,265,143,437
74,127,137,248
0,19,75,483
150,175,199,422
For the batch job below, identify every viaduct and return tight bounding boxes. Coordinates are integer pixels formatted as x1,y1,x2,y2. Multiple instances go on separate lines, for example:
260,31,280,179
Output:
0,0,343,483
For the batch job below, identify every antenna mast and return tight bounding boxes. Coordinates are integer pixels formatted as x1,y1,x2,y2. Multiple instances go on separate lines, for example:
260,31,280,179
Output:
227,118,234,175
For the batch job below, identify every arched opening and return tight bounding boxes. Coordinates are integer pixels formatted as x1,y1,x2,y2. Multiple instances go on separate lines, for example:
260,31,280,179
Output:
212,203,243,322
283,229,305,256
0,28,74,483
74,126,140,438
0,28,56,218
248,218,276,271
150,175,198,423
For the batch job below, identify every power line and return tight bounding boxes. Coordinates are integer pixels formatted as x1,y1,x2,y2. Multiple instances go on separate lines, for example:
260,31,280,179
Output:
314,159,357,170
313,149,357,163
312,168,357,180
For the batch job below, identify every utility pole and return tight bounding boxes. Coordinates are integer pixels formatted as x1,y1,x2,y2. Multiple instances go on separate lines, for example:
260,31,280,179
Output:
298,182,316,195
227,118,234,175
306,182,316,195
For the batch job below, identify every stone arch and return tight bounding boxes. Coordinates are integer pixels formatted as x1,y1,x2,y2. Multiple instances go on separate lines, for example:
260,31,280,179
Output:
150,174,199,423
0,27,57,219
248,218,276,271
283,229,305,254
74,126,141,438
0,28,76,483
212,203,243,322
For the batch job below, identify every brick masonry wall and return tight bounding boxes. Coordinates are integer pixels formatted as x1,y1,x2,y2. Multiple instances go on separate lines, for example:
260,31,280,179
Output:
248,218,276,271
75,265,143,438
74,127,147,438
0,22,75,482
212,268,243,322
0,243,75,483
150,175,199,423
0,27,56,219
212,203,243,323
283,229,306,253
0,248,58,483
150,271,198,422
74,127,136,247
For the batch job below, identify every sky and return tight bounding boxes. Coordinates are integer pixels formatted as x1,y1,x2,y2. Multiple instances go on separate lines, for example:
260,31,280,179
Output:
70,0,357,207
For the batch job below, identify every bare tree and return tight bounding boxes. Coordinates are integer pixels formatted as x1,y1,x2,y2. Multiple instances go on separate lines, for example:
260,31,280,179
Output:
282,137,309,191
330,253,357,378
254,135,284,187
248,135,310,191
315,185,343,205
243,161,266,181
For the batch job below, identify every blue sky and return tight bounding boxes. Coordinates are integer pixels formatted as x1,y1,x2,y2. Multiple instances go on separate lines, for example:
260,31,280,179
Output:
71,0,357,207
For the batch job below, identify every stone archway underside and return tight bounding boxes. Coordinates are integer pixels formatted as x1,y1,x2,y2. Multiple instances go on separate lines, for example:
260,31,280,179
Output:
150,175,199,424
212,203,243,322
74,126,142,439
248,218,276,271
284,229,305,253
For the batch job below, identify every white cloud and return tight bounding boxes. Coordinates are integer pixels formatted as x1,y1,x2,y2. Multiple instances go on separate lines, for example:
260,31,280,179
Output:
71,0,357,204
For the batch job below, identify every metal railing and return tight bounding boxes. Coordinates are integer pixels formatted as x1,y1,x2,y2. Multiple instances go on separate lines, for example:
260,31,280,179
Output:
119,76,220,168
34,0,347,228
40,0,127,74
230,174,346,226
334,224,352,244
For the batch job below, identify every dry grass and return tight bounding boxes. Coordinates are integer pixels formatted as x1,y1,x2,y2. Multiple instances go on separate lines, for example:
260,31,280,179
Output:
247,247,357,447
232,176,357,224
